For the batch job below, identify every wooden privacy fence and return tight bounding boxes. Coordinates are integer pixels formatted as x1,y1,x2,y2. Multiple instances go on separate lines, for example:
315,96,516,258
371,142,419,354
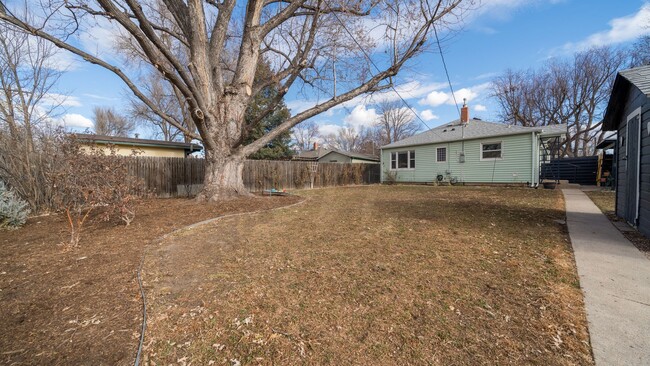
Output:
123,157,381,197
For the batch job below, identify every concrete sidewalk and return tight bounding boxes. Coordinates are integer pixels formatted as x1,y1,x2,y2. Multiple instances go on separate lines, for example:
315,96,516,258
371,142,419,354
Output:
563,189,650,366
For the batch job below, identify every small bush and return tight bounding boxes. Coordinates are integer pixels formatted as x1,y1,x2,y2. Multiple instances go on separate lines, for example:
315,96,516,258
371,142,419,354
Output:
384,169,397,185
50,135,142,246
0,181,30,229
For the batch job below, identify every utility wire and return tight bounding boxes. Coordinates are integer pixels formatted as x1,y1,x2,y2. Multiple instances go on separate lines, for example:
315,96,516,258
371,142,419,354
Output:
433,25,461,119
325,5,432,131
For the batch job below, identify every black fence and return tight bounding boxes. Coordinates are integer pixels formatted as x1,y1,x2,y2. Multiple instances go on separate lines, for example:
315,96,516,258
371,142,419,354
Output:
540,156,599,185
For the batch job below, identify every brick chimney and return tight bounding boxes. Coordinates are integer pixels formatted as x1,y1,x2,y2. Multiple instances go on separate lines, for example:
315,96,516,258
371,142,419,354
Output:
313,142,318,150
460,98,469,124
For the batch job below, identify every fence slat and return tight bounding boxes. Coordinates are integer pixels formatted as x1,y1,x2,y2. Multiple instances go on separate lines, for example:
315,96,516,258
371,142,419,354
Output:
121,157,380,197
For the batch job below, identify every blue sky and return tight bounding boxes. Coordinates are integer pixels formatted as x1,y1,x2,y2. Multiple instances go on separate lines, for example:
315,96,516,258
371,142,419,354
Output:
51,0,650,139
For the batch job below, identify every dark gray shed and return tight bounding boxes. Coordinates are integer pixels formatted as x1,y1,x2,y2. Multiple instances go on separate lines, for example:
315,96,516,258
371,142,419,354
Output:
603,65,650,234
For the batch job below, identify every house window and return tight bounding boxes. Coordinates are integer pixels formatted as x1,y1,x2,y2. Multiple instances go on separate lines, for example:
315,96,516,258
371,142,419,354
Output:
390,150,415,169
481,142,502,160
436,147,447,162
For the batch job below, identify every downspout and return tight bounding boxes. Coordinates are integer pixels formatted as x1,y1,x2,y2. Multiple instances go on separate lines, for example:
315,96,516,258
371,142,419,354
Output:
380,148,384,183
636,116,641,226
531,131,537,187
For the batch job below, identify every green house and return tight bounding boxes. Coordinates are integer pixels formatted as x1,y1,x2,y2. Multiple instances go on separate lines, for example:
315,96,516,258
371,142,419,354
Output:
380,107,566,186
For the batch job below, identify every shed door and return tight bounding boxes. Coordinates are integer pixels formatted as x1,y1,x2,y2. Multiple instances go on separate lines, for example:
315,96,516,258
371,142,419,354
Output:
625,111,641,225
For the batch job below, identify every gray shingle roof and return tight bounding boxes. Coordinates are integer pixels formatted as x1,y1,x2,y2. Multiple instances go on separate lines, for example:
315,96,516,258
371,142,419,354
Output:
603,65,650,130
619,65,650,96
74,133,203,151
295,147,379,161
381,119,566,149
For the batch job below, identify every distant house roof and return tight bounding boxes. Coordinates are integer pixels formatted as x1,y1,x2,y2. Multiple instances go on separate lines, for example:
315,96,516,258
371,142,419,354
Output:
74,133,203,153
603,65,650,131
381,118,567,149
294,147,379,162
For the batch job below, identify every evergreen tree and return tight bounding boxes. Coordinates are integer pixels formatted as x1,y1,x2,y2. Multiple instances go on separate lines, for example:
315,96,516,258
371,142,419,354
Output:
244,61,293,160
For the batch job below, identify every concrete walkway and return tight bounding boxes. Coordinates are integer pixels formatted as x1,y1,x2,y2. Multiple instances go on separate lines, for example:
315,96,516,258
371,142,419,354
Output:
563,189,650,366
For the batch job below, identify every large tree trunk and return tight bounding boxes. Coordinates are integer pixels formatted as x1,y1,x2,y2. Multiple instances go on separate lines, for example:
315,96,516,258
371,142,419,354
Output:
197,154,249,201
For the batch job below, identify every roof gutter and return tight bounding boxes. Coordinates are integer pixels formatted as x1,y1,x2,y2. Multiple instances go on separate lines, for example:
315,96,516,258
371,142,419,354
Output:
381,129,552,151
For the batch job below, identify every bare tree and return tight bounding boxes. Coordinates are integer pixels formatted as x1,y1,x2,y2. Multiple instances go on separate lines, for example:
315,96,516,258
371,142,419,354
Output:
492,46,626,156
116,0,196,142
93,106,135,137
129,69,195,142
0,14,65,210
630,35,650,67
292,120,320,151
0,0,468,200
376,100,420,144
325,126,376,154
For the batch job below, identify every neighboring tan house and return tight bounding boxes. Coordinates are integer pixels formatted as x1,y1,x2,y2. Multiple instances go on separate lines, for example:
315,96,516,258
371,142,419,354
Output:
294,145,379,163
75,134,203,158
602,65,650,233
380,102,566,186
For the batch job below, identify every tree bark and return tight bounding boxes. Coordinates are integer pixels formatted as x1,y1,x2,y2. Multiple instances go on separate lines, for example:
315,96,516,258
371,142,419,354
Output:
197,154,249,201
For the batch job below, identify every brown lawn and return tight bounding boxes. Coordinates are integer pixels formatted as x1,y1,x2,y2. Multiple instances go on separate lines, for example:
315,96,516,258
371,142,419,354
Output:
584,190,615,214
143,186,593,365
0,195,300,365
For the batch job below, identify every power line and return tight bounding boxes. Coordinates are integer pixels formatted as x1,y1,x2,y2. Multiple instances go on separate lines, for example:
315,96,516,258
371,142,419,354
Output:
433,25,461,119
325,5,432,131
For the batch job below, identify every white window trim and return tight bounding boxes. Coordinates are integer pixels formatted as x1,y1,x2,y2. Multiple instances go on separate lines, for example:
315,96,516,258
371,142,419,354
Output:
480,141,503,161
436,147,447,163
390,150,416,170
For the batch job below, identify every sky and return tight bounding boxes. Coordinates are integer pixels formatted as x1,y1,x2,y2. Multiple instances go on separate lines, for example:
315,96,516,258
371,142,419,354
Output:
46,0,650,139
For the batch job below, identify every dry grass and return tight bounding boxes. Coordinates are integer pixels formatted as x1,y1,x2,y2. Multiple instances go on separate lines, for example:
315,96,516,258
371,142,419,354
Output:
143,186,593,365
0,195,300,365
584,191,615,213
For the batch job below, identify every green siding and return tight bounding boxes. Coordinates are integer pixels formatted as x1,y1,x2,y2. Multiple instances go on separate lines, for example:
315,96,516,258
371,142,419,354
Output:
319,151,352,163
381,133,537,184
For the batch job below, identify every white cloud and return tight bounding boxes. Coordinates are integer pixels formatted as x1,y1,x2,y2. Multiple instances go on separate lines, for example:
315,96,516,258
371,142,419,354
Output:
319,123,343,137
43,49,80,71
421,110,439,121
60,113,94,129
286,99,317,114
78,18,122,59
559,3,650,51
419,90,449,107
329,80,449,111
418,83,491,107
474,104,487,112
343,104,379,129
83,93,119,102
474,72,498,80
451,88,478,104
472,0,566,20
41,93,82,107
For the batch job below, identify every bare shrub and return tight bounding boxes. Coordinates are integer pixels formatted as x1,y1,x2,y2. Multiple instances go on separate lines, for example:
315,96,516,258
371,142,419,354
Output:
50,136,142,246
352,165,363,185
384,170,397,185
293,165,310,189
